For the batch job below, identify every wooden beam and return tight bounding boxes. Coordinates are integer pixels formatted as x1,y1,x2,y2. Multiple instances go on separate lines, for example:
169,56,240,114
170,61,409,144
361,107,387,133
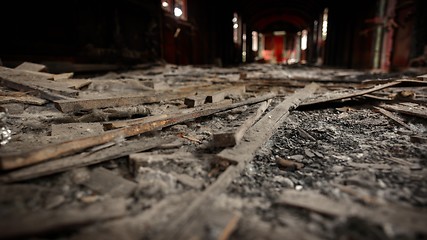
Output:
0,66,78,100
0,94,275,170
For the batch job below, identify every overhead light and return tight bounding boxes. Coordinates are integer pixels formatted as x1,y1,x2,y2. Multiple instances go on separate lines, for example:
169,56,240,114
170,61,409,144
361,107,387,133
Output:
162,1,169,8
233,23,239,29
174,7,183,17
232,17,237,23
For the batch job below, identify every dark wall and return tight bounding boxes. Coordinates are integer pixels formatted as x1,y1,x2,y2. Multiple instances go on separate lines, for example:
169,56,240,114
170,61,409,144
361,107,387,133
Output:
0,0,161,65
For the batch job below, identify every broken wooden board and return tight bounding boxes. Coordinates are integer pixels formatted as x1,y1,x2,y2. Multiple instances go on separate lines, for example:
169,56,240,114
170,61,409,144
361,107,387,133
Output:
0,136,175,183
157,83,319,240
15,62,47,72
378,103,427,119
184,95,207,108
0,93,274,170
51,123,104,141
300,81,401,107
0,92,47,105
0,197,129,239
205,85,246,103
277,190,427,235
104,114,168,130
373,106,416,131
212,99,271,147
417,74,427,80
0,66,78,100
83,167,137,197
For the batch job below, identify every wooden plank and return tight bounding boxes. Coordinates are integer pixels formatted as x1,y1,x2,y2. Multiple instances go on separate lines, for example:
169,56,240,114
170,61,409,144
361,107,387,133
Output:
54,91,190,113
0,66,78,100
0,137,175,183
278,190,427,235
51,123,104,141
15,62,47,72
300,81,400,107
184,95,207,107
83,167,137,197
157,83,319,240
212,99,271,147
53,72,74,81
0,93,47,105
0,197,129,239
378,103,427,119
206,85,246,103
0,94,275,170
417,74,427,80
373,106,416,131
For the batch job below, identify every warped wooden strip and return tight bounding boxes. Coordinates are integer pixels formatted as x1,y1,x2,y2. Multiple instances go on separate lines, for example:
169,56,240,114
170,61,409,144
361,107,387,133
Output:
378,103,427,119
0,93,275,170
300,81,400,107
158,83,319,240
0,137,175,183
15,62,47,72
373,106,415,131
0,66,78,100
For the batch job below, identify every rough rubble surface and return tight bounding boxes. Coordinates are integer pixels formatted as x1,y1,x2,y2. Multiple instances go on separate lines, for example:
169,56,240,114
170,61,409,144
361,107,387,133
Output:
0,63,426,240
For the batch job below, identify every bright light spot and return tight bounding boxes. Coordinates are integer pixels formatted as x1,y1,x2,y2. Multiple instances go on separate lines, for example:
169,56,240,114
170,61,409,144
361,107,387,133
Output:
301,30,308,50
232,17,237,23
174,7,183,17
322,8,328,40
233,23,239,29
252,31,258,51
162,1,169,8
273,31,285,36
242,33,246,40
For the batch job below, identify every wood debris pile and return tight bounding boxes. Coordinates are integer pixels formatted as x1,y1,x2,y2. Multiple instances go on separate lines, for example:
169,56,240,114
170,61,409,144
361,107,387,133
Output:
0,62,426,239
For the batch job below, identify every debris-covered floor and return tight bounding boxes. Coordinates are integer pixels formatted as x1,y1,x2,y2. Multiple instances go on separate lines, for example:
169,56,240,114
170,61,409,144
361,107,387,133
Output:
0,62,426,240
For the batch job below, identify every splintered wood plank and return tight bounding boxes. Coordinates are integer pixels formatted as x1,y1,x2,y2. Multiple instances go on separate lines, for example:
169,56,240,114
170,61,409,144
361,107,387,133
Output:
206,85,246,103
212,99,271,147
417,74,427,80
0,137,175,183
0,94,275,170
83,167,137,197
53,72,74,81
0,66,78,100
15,62,47,72
378,103,427,119
59,79,91,89
0,197,128,239
157,83,319,240
300,81,400,107
278,190,427,235
54,91,190,113
0,93,47,105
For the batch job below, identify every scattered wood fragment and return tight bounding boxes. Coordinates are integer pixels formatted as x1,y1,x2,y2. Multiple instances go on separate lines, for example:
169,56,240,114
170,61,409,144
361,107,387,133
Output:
0,94,274,170
0,66,78,100
417,74,427,80
53,72,74,81
104,114,168,130
78,105,151,122
83,167,137,197
157,83,319,240
184,95,207,108
0,137,175,183
378,103,427,119
277,190,427,235
373,106,415,131
0,197,129,239
15,62,47,72
212,100,271,148
276,157,304,171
